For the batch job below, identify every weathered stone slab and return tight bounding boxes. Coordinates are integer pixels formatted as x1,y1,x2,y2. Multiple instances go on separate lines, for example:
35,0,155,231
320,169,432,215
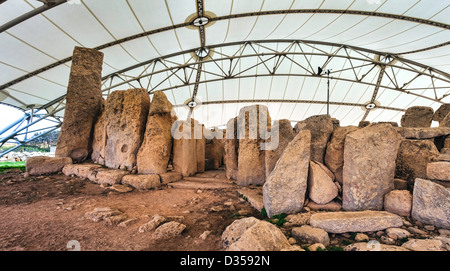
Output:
411,178,450,229
324,126,359,184
136,91,174,174
62,163,102,179
104,88,150,170
308,161,338,205
56,47,103,162
264,119,295,179
26,156,72,176
87,168,128,186
426,162,450,181
222,217,292,251
309,211,403,233
172,119,198,177
205,137,223,170
401,106,434,128
121,174,161,190
237,105,271,186
294,114,333,163
395,127,450,139
91,99,107,165
291,225,330,246
224,117,239,180
343,124,402,211
159,172,182,184
263,130,310,218
402,239,446,251
395,139,439,182
344,242,409,251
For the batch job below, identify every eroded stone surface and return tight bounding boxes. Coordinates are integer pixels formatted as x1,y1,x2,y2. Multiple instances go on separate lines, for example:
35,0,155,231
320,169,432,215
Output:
401,106,434,128
56,47,104,162
309,211,403,233
26,156,72,176
104,88,150,170
324,126,359,184
222,217,292,251
264,119,295,179
62,163,102,179
263,130,310,218
411,178,450,229
395,139,439,183
237,105,271,186
342,124,402,211
308,161,338,205
426,162,450,181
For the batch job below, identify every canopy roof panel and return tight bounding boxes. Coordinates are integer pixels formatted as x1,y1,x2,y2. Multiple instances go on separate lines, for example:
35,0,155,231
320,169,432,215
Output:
0,0,449,128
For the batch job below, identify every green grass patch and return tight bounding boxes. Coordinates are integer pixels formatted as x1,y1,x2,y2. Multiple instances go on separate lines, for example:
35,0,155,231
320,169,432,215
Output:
0,161,26,172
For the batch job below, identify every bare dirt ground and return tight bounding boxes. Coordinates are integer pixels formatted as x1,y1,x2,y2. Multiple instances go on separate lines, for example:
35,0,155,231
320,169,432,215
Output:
0,168,261,251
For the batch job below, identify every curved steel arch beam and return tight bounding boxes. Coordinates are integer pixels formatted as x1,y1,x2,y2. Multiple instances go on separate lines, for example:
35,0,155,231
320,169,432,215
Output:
0,0,67,33
174,99,405,112
1,7,449,92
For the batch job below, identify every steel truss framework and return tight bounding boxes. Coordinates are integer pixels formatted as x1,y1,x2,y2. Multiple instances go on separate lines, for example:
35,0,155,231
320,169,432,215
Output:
1,1,450,157
2,39,450,157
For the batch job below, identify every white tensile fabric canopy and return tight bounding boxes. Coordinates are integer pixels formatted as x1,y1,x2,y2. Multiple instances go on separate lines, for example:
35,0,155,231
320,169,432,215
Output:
0,0,449,129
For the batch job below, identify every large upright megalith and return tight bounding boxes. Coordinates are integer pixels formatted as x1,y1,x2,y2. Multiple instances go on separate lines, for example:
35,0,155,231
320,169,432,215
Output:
224,117,239,180
237,105,271,186
56,46,104,161
172,118,199,177
137,91,175,174
104,88,150,170
263,130,311,218
342,124,402,211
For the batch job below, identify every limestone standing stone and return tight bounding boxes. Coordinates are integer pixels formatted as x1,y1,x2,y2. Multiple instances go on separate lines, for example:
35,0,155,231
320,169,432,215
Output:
172,119,198,177
411,178,450,229
342,124,402,211
237,105,271,186
324,126,359,184
224,117,239,180
264,119,295,179
308,161,338,205
136,91,174,174
263,130,311,218
196,124,206,173
91,99,106,165
294,114,333,163
401,106,434,128
56,47,104,162
395,139,440,183
104,88,150,170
